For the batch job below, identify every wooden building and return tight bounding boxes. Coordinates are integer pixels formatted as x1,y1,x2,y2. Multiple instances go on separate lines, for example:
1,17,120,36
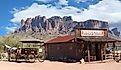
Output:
45,35,78,61
45,28,121,62
75,28,119,62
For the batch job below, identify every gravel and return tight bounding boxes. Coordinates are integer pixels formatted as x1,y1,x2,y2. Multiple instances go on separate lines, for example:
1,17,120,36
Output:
0,60,121,70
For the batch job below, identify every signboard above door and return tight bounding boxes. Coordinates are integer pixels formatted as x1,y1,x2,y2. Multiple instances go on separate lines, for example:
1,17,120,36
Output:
81,30,105,37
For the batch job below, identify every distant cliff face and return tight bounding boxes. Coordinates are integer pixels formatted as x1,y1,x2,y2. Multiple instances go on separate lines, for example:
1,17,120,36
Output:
16,16,75,35
111,28,120,36
14,16,111,38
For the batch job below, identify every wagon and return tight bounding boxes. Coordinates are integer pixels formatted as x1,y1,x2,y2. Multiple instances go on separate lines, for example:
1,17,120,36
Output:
8,38,45,63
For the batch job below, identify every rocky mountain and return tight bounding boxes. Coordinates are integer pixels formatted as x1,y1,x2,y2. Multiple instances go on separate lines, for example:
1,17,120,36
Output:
111,28,120,36
13,15,120,40
15,16,72,35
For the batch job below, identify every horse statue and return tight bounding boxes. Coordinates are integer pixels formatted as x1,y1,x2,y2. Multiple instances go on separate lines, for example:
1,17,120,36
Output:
4,44,17,61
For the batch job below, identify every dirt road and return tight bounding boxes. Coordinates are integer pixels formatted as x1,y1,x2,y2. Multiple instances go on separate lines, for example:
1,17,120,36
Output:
0,60,121,70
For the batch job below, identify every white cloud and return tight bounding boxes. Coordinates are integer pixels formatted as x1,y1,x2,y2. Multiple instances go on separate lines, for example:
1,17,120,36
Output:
35,0,68,5
10,8,20,14
58,0,68,5
10,6,29,14
35,0,52,3
11,0,121,24
75,0,93,3
80,0,121,23
10,3,82,23
6,27,17,33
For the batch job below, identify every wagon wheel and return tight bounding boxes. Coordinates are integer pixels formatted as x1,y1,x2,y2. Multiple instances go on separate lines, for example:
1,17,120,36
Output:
38,53,44,62
15,55,18,62
28,54,36,63
8,53,16,62
16,54,21,62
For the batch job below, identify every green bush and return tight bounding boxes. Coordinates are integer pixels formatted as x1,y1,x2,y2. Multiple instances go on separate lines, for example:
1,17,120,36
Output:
0,36,22,48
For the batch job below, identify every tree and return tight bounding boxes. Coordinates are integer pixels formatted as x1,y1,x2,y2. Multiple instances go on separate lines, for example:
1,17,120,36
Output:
2,36,22,48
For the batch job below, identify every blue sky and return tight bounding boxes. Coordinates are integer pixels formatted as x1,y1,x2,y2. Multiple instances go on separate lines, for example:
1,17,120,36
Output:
0,0,33,36
0,0,121,36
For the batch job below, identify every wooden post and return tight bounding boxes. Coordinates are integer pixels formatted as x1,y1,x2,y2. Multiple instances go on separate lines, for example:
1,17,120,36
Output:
75,43,78,60
100,43,103,62
104,43,106,60
87,42,90,62
113,42,116,60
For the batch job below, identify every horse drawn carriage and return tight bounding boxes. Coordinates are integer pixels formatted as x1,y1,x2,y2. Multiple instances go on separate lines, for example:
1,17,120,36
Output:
6,38,45,62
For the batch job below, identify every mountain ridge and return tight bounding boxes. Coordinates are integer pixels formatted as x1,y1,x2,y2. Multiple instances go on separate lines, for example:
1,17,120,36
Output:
12,15,120,41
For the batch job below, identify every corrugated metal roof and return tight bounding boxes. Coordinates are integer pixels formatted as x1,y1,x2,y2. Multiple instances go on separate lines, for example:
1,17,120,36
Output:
46,33,121,43
20,38,44,43
46,35,75,43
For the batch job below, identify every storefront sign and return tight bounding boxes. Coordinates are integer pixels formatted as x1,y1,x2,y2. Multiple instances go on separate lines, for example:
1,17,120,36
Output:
81,30,104,36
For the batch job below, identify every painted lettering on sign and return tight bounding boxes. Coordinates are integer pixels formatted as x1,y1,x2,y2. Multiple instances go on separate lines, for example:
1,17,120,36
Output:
81,30,104,36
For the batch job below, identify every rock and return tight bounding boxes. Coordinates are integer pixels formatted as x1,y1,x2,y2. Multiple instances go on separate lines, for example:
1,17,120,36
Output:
14,16,117,40
80,58,85,64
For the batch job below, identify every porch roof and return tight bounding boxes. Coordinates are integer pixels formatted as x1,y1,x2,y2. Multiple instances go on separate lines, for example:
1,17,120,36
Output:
77,33,121,42
77,37,116,42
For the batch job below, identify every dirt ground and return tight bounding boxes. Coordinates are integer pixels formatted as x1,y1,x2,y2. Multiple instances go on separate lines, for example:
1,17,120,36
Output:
0,60,121,70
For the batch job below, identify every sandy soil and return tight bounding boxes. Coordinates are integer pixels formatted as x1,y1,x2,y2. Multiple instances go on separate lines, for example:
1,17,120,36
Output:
0,60,121,70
